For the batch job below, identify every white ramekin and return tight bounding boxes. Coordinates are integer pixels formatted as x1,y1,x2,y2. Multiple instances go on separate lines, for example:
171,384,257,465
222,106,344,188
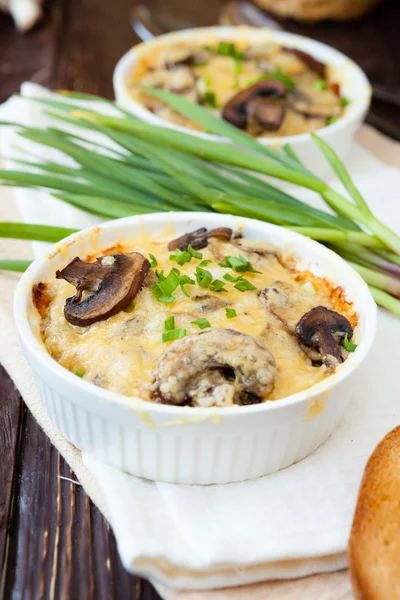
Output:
14,213,376,484
113,26,371,177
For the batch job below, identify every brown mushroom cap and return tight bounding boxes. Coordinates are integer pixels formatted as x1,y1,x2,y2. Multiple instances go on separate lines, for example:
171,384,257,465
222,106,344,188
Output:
246,96,285,131
283,48,326,77
153,328,276,407
167,227,233,251
56,252,150,327
296,306,353,368
222,79,287,130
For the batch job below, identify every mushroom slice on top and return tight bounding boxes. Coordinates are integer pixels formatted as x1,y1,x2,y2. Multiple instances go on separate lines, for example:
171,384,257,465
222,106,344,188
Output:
247,96,285,132
167,227,233,251
296,306,353,371
153,329,276,407
222,80,286,130
56,252,150,327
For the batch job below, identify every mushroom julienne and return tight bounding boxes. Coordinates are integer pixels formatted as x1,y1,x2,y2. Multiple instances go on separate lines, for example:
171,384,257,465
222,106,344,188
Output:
35,228,357,406
130,40,347,137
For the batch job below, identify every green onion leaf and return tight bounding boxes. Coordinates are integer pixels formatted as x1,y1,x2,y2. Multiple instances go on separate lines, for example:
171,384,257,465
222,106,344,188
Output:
149,253,158,267
223,273,243,282
195,266,213,288
179,274,196,296
234,278,257,292
191,318,211,329
216,41,243,60
343,333,357,352
328,117,338,125
202,91,218,108
341,96,350,107
170,248,192,266
152,268,180,303
218,255,261,273
162,328,187,343
75,371,84,378
199,259,212,266
164,316,175,331
0,259,32,272
187,244,203,259
313,79,327,91
225,308,237,319
210,279,228,292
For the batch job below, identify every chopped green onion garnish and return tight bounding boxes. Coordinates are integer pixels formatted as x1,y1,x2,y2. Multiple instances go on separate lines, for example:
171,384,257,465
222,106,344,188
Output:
199,259,212,267
195,266,213,288
313,79,327,91
252,70,294,91
164,315,175,331
162,328,187,343
328,117,338,125
202,91,218,108
223,273,243,282
187,244,203,259
152,268,180,303
210,279,228,292
341,96,350,107
191,318,211,329
219,255,261,273
170,248,192,266
234,278,257,292
216,41,243,60
225,308,237,319
75,371,84,378
149,253,158,267
343,333,357,352
179,274,196,296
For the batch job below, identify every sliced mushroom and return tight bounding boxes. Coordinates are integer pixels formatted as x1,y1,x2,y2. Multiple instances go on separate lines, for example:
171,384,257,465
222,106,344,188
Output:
153,329,276,407
56,252,150,327
292,101,342,120
192,294,229,313
222,80,287,129
259,282,317,332
247,96,285,131
167,227,233,251
234,238,281,259
296,306,353,370
283,48,326,77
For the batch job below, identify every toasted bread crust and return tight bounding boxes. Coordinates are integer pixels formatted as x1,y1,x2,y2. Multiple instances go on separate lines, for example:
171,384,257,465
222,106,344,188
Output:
349,426,400,599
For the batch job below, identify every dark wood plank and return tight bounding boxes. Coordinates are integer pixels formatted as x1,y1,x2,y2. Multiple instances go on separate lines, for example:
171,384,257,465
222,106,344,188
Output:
0,378,161,599
0,366,23,583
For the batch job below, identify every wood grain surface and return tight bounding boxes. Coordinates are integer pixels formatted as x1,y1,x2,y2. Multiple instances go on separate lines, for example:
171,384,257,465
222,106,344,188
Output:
0,0,399,597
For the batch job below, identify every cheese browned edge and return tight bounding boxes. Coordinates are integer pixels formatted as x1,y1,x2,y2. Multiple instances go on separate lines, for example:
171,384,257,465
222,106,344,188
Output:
349,426,400,600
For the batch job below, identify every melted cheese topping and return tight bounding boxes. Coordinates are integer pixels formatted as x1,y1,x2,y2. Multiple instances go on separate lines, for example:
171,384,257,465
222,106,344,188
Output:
40,233,355,404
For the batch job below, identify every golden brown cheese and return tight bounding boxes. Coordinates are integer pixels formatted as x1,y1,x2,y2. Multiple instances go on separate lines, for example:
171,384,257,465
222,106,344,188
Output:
39,233,355,403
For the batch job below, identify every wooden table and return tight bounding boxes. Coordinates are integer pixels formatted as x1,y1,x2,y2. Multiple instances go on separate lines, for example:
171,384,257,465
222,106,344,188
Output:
0,1,399,597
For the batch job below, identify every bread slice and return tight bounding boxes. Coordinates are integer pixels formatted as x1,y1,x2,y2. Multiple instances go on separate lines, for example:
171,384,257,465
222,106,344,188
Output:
349,426,400,599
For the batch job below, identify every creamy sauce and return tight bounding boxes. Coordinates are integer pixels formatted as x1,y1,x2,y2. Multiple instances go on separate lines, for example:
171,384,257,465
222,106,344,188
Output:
39,232,355,404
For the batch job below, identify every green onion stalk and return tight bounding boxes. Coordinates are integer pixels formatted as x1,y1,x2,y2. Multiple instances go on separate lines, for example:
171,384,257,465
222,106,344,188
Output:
1,89,400,314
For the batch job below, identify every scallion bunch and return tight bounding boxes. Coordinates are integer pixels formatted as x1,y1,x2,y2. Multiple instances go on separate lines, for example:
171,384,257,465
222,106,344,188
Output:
1,89,400,316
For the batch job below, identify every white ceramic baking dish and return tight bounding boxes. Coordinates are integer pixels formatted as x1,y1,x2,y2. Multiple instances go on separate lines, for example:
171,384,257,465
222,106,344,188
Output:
14,212,377,484
113,26,371,177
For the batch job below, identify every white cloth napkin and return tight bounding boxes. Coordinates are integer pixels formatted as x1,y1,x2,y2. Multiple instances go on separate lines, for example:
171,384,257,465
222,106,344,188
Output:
1,83,400,593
